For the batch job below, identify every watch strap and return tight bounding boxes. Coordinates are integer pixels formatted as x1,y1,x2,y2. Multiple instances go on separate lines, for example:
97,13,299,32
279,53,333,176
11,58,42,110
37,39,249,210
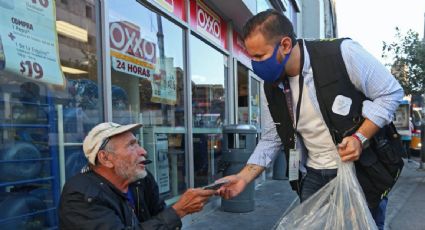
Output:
352,132,368,148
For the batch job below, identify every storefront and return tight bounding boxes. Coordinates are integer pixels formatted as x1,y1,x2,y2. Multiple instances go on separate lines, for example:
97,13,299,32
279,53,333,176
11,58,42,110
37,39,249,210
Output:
0,0,302,228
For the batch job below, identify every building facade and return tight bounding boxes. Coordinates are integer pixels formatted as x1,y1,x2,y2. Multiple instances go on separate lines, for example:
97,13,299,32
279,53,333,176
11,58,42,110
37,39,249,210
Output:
0,0,336,228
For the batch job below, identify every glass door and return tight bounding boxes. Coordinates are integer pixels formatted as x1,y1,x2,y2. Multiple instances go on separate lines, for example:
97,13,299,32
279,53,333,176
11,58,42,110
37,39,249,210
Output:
108,0,187,202
236,62,261,129
190,35,227,187
249,71,261,130
237,62,249,124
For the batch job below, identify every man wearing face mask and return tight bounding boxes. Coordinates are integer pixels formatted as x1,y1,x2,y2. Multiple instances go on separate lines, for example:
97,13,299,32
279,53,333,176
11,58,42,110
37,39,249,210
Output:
217,9,403,229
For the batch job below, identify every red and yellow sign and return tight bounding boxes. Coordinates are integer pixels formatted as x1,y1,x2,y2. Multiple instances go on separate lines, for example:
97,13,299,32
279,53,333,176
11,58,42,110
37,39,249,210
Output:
109,21,156,79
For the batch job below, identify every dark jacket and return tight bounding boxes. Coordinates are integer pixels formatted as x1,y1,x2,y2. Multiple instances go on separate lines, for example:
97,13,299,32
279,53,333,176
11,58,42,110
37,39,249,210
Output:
129,172,167,223
59,171,182,230
264,39,403,208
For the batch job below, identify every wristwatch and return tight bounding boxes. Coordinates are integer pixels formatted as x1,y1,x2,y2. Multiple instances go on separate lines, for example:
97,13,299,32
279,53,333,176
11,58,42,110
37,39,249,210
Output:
352,132,369,149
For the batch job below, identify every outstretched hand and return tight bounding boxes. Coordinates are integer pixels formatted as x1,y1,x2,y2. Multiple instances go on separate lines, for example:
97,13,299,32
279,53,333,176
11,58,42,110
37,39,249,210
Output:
216,175,248,200
172,188,215,217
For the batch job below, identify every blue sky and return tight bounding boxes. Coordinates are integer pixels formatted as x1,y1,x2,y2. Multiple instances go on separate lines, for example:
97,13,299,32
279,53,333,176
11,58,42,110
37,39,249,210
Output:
336,0,425,63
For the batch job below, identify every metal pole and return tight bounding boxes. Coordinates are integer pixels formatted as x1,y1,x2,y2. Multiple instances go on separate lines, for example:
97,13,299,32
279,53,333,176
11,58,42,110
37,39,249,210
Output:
57,104,66,189
418,124,425,170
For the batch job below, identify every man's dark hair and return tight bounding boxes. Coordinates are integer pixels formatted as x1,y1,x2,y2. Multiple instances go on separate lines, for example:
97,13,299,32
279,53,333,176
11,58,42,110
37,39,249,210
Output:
242,9,297,46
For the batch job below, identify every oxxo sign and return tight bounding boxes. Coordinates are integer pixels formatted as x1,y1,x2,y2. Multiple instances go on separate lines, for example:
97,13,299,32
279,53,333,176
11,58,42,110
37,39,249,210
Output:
196,1,221,43
110,21,156,64
109,21,157,79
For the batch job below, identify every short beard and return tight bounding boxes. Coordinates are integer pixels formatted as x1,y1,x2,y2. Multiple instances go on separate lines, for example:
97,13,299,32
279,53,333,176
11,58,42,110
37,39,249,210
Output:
115,161,147,182
135,170,147,180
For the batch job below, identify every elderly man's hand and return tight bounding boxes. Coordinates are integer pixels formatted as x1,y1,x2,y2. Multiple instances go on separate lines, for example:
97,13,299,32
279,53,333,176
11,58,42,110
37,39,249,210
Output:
172,188,215,217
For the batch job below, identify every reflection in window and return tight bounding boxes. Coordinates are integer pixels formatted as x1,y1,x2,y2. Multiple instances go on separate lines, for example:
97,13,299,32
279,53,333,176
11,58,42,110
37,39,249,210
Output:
190,35,227,187
0,0,100,228
237,63,249,124
86,5,93,19
56,0,100,185
250,78,261,129
109,0,187,201
237,63,261,128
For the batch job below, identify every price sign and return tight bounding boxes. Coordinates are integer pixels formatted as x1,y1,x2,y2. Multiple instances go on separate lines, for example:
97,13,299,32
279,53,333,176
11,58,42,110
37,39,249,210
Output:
0,0,65,86
20,60,44,79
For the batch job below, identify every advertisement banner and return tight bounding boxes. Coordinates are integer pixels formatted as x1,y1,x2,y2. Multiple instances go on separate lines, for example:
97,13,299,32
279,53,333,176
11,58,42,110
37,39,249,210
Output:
190,0,227,49
109,21,157,80
0,0,65,86
151,57,177,105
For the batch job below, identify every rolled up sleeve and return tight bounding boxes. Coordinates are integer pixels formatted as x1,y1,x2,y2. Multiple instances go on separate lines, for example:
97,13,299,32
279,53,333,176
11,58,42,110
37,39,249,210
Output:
341,40,404,127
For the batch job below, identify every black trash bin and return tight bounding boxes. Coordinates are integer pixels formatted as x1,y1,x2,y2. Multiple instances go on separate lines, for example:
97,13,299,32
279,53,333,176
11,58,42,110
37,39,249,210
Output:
221,124,257,213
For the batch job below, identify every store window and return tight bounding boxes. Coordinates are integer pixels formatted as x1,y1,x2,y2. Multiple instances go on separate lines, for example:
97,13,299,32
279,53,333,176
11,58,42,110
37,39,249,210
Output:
109,0,187,201
237,63,249,124
0,0,101,228
250,75,261,129
237,63,261,129
190,35,227,187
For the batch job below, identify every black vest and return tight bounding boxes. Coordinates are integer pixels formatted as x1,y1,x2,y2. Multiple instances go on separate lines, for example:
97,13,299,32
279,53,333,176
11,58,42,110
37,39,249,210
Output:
264,38,403,208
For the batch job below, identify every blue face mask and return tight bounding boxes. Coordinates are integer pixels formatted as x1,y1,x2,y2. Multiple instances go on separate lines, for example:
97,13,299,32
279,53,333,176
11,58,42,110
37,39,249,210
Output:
251,43,292,83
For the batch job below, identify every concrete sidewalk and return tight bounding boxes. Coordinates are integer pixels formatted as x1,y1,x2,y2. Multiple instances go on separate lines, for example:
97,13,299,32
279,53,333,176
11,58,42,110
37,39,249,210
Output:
182,159,425,230
182,177,297,230
385,159,425,230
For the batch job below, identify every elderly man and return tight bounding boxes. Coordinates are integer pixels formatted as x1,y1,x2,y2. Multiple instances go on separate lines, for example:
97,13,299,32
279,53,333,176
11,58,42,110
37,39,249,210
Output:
59,122,214,229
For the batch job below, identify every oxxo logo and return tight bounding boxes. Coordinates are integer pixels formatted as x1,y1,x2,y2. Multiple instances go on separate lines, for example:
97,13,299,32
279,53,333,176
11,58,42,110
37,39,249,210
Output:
109,22,156,63
196,4,220,39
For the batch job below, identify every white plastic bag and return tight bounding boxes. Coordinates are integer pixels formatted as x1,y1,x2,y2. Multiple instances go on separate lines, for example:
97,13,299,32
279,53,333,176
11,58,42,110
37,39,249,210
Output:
276,160,377,230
